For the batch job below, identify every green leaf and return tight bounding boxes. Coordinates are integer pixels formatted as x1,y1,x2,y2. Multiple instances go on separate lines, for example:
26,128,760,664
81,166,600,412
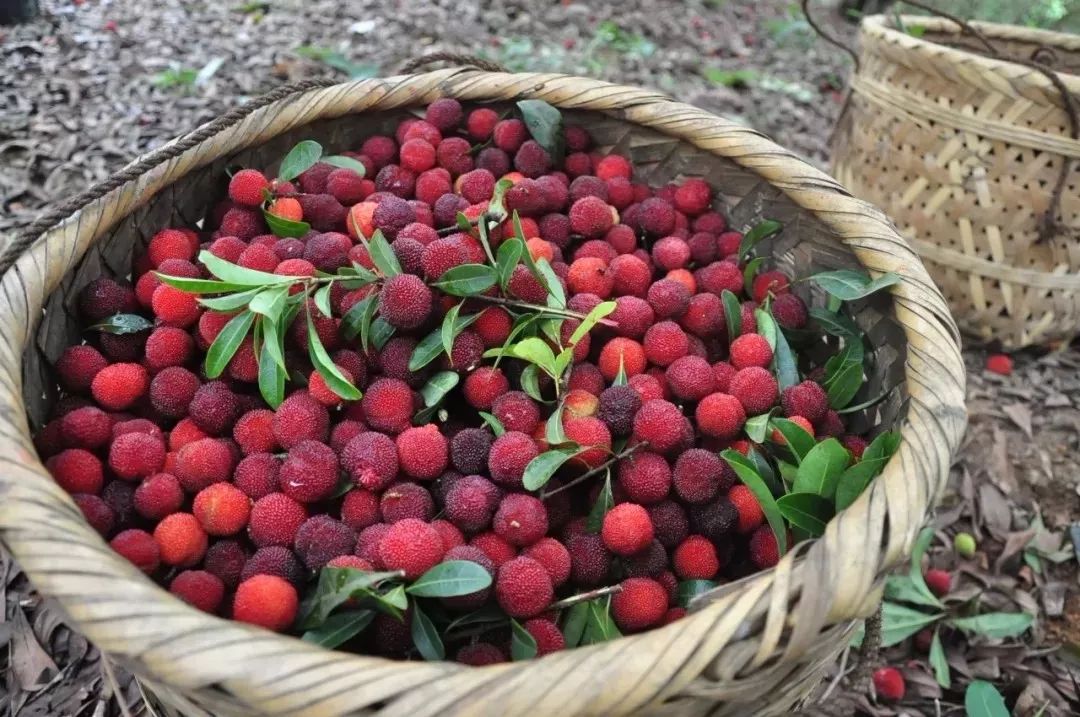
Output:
880,601,943,647
413,371,459,424
153,275,253,294
442,305,481,367
836,389,891,414
537,259,565,309
506,337,558,377
444,605,508,636
553,348,574,382
523,449,577,491
562,601,591,648
479,412,505,436
87,313,154,335
754,309,778,351
197,287,264,312
776,492,833,536
365,230,402,277
721,290,741,343
432,263,498,296
300,568,403,628
772,323,800,390
677,580,718,608
569,301,616,346
260,312,287,370
313,283,334,317
307,310,361,400
369,317,395,350
322,155,367,176
809,307,861,339
342,294,378,348
748,447,783,496
279,139,323,181
737,219,782,260
743,257,766,296
546,402,568,446
949,612,1033,639
373,584,409,616
929,628,951,688
585,469,614,533
721,450,787,556
258,327,286,408
826,359,863,409
496,237,524,290
516,99,564,163
205,310,255,379
301,610,374,648
863,431,901,464
264,210,312,238
792,438,850,498
200,250,294,286
407,560,493,598
965,681,1010,717
810,269,901,301
834,457,888,511
883,574,942,609
410,603,445,661
769,418,816,463
511,619,539,661
520,364,544,401
475,215,497,267
745,411,774,444
581,596,621,645
456,212,472,233
249,286,289,320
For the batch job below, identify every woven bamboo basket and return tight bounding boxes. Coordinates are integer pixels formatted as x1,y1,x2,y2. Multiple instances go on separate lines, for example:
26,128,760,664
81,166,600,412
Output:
0,70,966,716
832,14,1080,349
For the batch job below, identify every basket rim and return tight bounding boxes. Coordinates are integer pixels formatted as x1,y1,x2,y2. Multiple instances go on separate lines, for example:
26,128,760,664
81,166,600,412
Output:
862,14,1080,94
0,70,967,714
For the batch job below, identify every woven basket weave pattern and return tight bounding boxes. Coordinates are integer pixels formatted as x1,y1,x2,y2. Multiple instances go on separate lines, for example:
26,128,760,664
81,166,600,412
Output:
0,71,965,716
833,15,1080,348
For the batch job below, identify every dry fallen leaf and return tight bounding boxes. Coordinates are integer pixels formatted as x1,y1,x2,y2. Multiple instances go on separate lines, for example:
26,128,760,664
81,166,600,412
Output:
1003,403,1034,439
9,604,58,691
979,483,1013,538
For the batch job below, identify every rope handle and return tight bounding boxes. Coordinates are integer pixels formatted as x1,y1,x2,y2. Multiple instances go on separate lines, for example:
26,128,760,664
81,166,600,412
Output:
399,52,508,74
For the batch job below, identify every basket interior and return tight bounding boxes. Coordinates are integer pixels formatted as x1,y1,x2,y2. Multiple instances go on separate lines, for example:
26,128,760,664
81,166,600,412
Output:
28,103,909,515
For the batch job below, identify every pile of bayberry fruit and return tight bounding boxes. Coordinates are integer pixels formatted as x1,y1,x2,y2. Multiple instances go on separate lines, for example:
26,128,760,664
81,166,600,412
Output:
36,96,899,662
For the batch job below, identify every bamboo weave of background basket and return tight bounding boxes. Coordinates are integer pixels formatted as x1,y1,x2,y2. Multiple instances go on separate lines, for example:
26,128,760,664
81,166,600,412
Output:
832,14,1080,349
0,70,966,716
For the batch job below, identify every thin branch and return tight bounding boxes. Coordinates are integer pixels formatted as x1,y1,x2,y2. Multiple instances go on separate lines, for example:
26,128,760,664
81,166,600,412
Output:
548,584,623,610
470,294,618,327
541,442,646,500
800,0,860,71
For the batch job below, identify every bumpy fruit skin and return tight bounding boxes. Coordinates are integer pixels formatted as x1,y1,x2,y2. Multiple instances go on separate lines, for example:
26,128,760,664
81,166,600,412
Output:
728,366,779,415
872,667,905,702
781,380,829,423
496,556,554,618
56,345,108,393
47,449,104,495
248,493,307,547
342,431,399,491
380,482,435,523
672,449,726,504
228,169,270,207
91,363,149,411
632,400,685,453
643,321,689,367
204,540,248,589
488,431,539,488
73,494,115,536
617,452,671,505
445,475,501,533
233,409,277,455
567,533,611,586
986,353,1013,376
493,494,549,547
175,438,235,493
665,356,716,402
170,570,225,613
611,577,668,632
233,453,280,499
361,378,414,434
233,575,298,632
294,515,358,570
673,535,720,579
492,392,541,435
729,333,773,370
771,293,808,329
748,525,780,568
189,381,239,436
522,537,572,586
695,392,746,439
279,440,339,503
598,337,647,381
193,483,251,536
108,432,166,480
379,519,445,580
396,424,449,480
450,428,493,475
600,503,654,556
563,417,612,469
154,513,208,567
525,618,566,656
456,643,507,666
110,529,160,573
149,366,201,419
728,484,765,534
379,274,433,330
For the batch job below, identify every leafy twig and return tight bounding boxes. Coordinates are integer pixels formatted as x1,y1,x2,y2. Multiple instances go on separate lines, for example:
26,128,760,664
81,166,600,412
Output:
548,584,623,610
540,442,645,500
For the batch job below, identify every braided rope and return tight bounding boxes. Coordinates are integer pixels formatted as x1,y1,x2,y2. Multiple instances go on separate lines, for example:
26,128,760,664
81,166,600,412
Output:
400,52,508,74
0,79,339,278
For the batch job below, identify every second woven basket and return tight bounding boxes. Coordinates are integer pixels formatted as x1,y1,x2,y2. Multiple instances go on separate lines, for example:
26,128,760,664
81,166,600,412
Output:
833,15,1080,349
